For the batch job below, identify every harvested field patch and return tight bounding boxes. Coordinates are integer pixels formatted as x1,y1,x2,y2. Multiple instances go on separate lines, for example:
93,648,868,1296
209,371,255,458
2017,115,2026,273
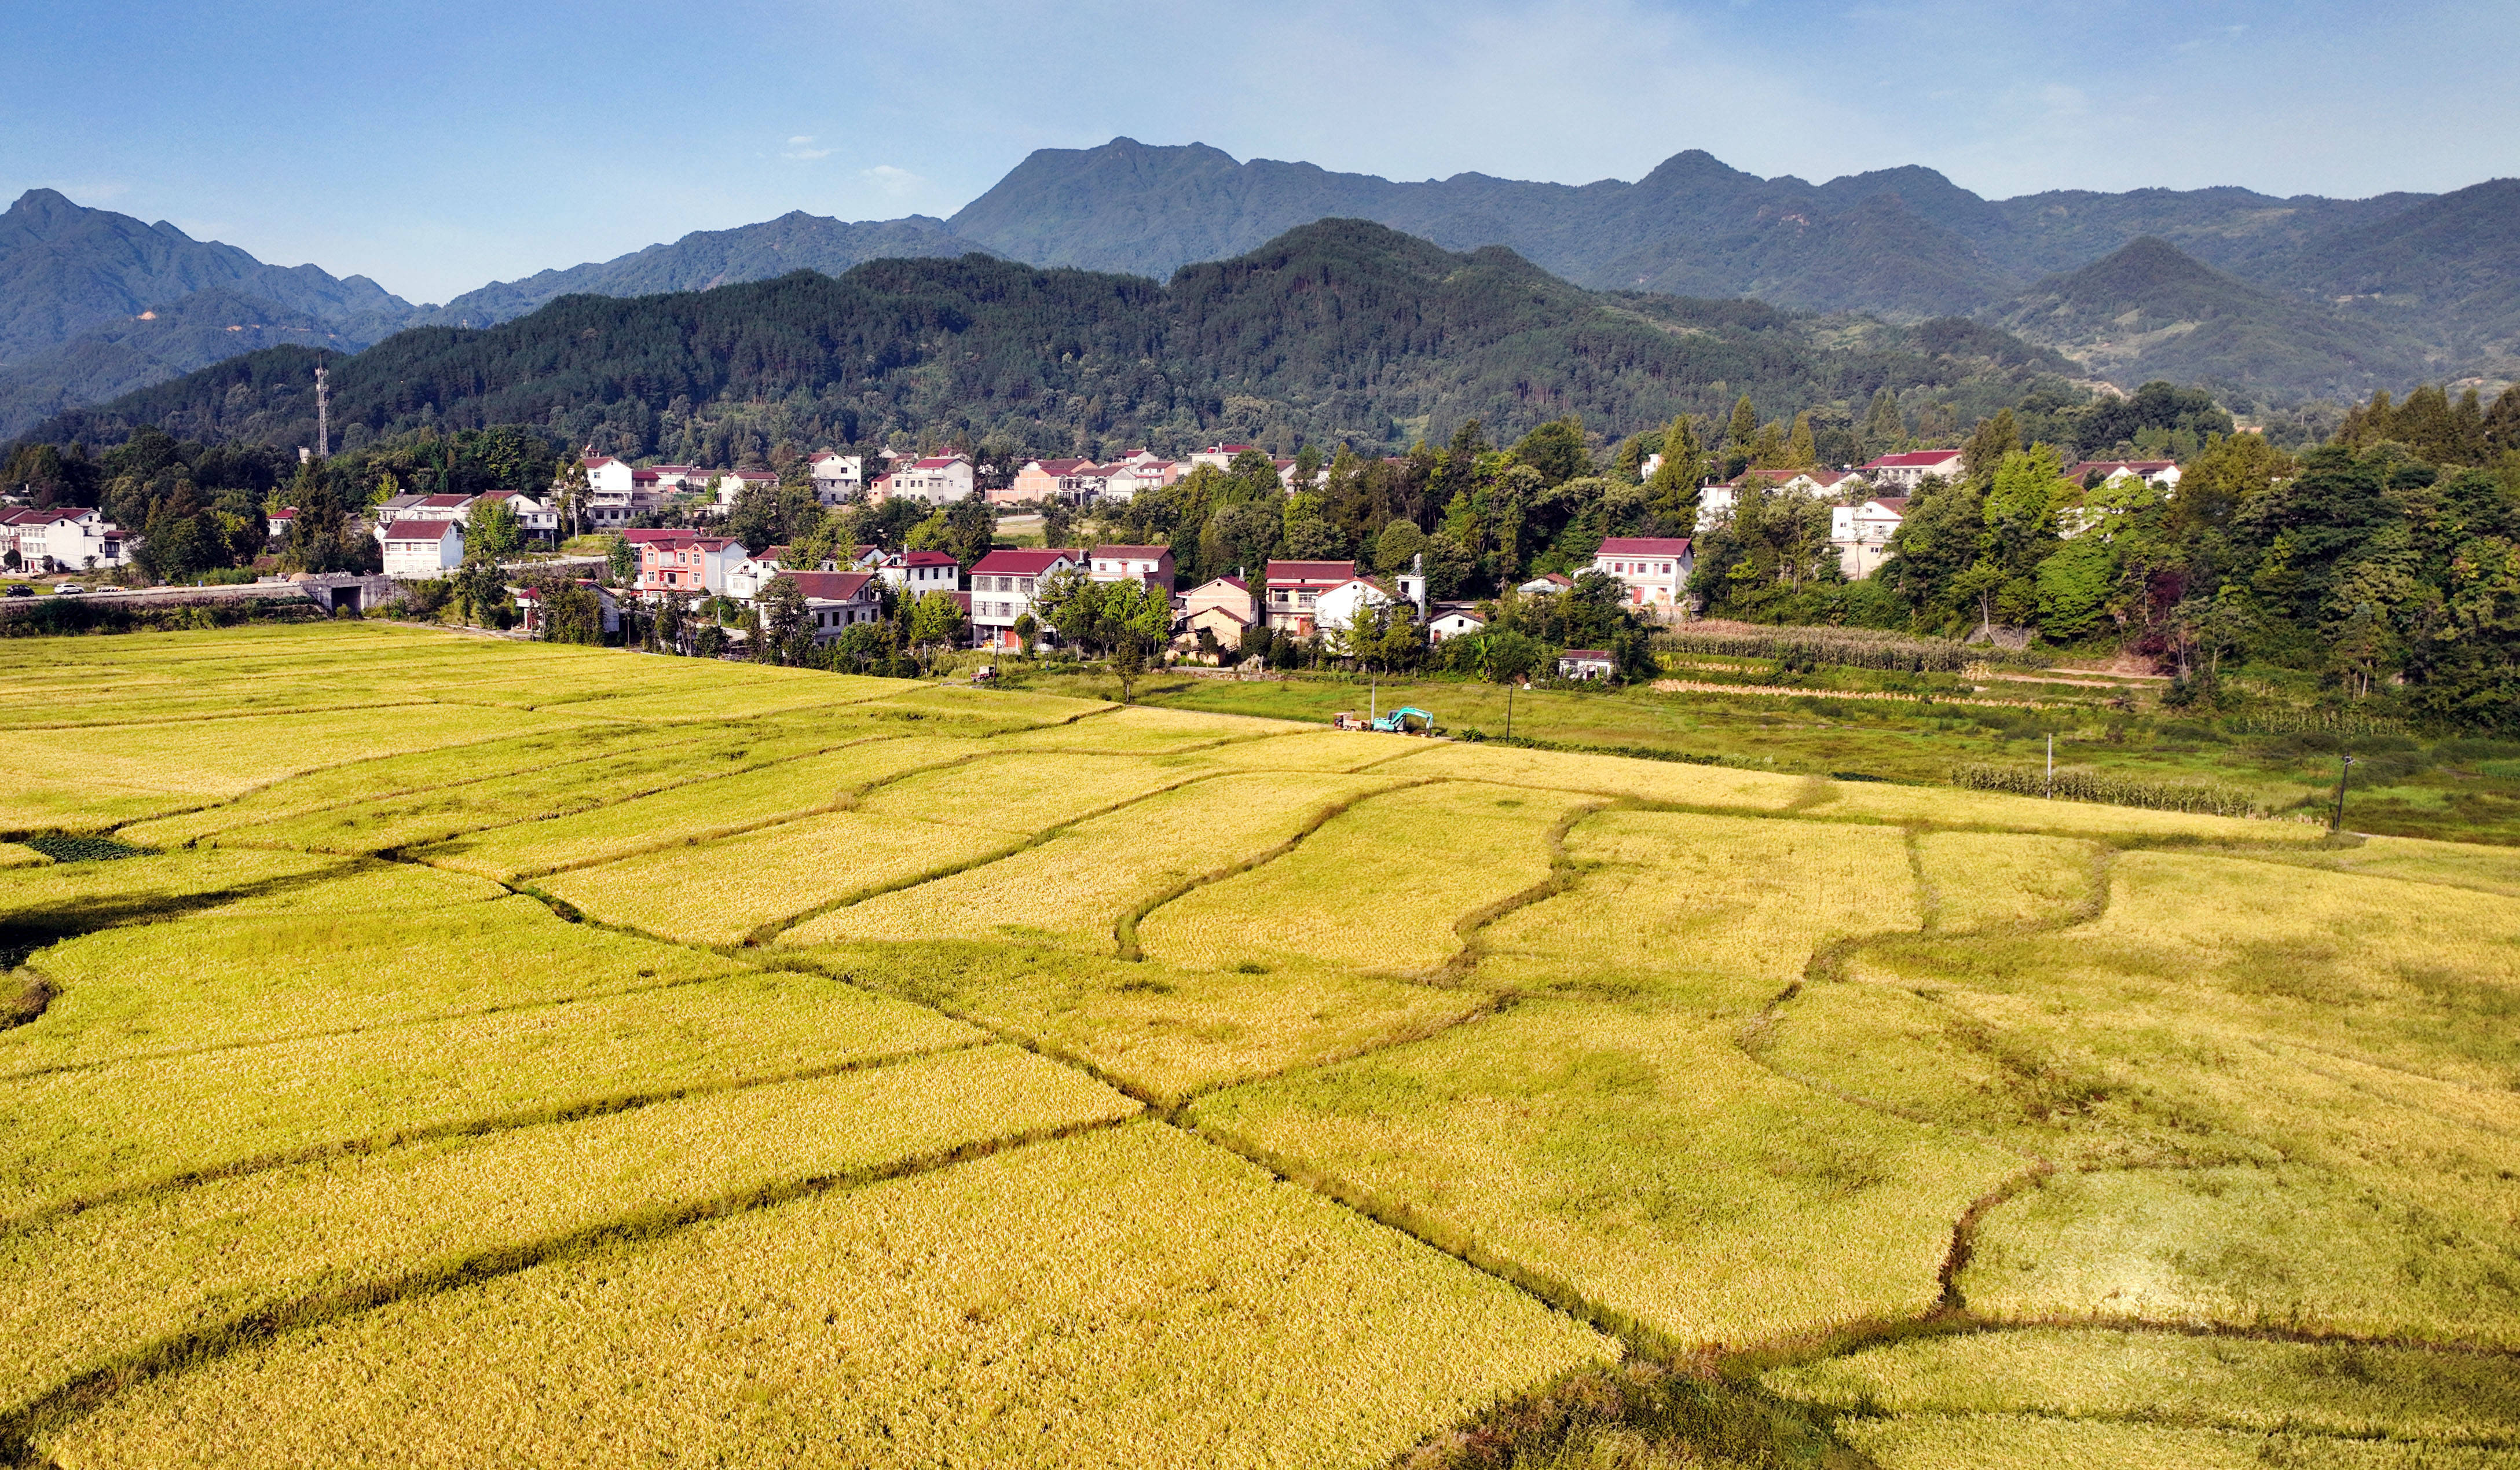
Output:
1766,1326,2520,1443
415,736,986,881
0,1045,1134,1416
1829,1412,2507,1469
987,703,1296,753
1911,831,2097,931
1818,779,2328,843
9,883,735,1076
537,811,1017,945
1197,728,1429,771
1471,809,1917,1003
1370,742,1806,811
38,1126,1610,1470
1138,780,1598,977
853,749,1220,833
818,940,1486,1105
783,772,1400,951
1193,997,2017,1348
0,970,979,1219
0,705,578,831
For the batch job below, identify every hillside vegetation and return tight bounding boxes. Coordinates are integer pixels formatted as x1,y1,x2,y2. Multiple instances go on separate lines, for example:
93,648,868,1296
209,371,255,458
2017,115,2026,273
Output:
2,624,2517,1466
21,219,2071,458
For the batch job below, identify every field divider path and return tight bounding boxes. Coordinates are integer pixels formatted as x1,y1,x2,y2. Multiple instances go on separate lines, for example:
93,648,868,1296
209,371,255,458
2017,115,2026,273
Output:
0,1110,1134,1465
0,1035,998,1236
746,768,1241,948
0,698,448,735
0,969,743,1086
1422,798,1618,989
1111,776,1444,962
439,734,992,882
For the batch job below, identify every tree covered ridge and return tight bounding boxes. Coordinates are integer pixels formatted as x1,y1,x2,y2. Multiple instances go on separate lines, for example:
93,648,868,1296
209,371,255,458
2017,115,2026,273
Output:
15,220,2074,465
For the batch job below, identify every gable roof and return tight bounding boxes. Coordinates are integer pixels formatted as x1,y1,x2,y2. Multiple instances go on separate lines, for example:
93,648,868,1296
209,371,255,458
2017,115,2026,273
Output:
899,550,959,567
781,571,876,601
381,519,460,541
1091,544,1172,560
1595,537,1691,556
1263,559,1356,584
1024,458,1096,476
1860,450,1965,469
970,548,1081,576
417,493,470,508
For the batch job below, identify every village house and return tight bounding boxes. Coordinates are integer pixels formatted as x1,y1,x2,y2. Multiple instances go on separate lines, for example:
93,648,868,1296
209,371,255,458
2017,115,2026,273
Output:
1515,572,1573,596
1099,456,1184,500
1829,498,1909,580
874,549,962,599
0,508,126,571
1694,469,1868,533
1558,650,1616,680
265,507,296,542
1088,544,1174,590
636,534,750,598
1589,537,1692,610
1856,449,1965,493
1426,604,1488,644
1188,442,1260,472
2068,459,2182,490
880,454,977,505
380,519,464,579
723,548,787,602
1175,575,1258,651
1262,560,1356,636
471,489,562,540
1004,458,1101,505
781,571,885,642
968,547,1084,650
807,453,863,504
709,469,778,512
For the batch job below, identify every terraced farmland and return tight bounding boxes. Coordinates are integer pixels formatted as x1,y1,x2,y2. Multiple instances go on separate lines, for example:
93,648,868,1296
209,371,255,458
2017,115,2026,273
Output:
3,623,2515,1468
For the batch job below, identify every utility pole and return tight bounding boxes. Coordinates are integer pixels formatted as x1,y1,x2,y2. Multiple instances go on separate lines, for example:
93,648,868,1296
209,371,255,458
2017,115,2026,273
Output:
314,365,331,459
1506,678,1515,741
2045,734,2054,799
2329,751,2356,835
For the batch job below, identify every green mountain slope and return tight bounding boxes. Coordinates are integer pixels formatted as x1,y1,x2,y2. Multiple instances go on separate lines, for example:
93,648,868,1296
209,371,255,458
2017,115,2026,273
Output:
2256,179,2520,373
23,221,2070,456
1994,238,2438,399
0,288,382,439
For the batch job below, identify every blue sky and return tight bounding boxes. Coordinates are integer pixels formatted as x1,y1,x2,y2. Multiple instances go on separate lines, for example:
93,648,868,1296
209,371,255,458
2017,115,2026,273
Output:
5,0,2511,303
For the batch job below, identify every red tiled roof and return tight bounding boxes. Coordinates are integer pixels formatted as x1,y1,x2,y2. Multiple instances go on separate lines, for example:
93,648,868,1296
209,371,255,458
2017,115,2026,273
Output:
381,519,459,541
1263,559,1355,585
581,456,622,469
1869,496,1910,512
1561,649,1612,661
1202,575,1250,592
1025,458,1096,476
1595,537,1691,556
1200,443,1257,454
901,551,959,566
417,493,469,508
1860,450,1964,468
1092,545,1171,560
621,529,683,544
782,571,876,601
910,456,968,470
970,548,1082,575
269,508,298,519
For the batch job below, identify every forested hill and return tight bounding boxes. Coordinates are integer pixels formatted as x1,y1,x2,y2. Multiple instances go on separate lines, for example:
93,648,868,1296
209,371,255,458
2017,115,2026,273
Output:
20,220,2074,460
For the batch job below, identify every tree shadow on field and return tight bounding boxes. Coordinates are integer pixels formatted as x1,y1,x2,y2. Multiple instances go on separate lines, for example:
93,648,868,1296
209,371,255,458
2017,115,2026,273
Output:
0,863,358,1009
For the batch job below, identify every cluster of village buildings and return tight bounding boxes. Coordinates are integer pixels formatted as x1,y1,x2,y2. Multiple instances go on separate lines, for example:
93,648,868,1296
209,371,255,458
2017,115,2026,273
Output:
6,442,2181,658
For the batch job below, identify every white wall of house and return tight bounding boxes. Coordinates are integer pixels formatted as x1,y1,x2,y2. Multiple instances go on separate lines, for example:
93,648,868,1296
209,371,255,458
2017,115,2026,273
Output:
382,524,463,578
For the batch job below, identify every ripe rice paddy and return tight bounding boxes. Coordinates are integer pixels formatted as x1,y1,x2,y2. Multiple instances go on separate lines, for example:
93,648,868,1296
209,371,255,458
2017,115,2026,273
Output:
4,624,2515,1468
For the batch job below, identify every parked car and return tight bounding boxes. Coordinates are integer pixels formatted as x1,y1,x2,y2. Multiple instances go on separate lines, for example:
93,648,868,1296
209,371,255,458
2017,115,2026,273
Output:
52,583,84,594
3,585,30,597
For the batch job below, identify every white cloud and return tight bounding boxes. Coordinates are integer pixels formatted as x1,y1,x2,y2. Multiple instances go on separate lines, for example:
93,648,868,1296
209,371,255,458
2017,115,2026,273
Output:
860,164,925,197
781,134,834,160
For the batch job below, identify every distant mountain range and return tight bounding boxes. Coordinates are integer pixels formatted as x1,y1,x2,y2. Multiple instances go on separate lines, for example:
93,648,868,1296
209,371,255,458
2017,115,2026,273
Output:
3,140,2514,438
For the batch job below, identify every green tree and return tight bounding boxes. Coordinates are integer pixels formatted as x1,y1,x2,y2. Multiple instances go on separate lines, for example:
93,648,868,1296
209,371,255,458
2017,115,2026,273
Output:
1726,396,1760,456
468,497,523,560
1646,415,1702,529
907,588,969,670
1372,517,1427,576
1786,412,1818,470
1859,387,1906,459
1012,610,1039,657
757,575,810,665
1959,408,2020,482
605,535,636,584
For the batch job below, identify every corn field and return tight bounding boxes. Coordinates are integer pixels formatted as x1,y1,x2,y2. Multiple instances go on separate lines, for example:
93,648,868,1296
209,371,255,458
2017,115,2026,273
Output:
1664,619,2052,673
1950,760,2261,816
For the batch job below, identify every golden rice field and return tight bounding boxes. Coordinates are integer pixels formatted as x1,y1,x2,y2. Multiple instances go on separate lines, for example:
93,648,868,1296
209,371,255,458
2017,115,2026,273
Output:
2,624,2515,1468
